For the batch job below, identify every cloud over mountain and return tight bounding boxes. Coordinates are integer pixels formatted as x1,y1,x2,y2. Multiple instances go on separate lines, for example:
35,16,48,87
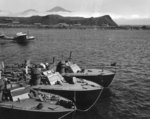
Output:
18,9,39,17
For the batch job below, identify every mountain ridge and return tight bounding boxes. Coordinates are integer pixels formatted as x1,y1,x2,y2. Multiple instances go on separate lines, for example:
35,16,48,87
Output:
0,6,149,25
0,14,118,26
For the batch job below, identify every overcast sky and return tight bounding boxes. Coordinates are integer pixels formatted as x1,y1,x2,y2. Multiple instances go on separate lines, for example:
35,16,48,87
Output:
0,0,150,19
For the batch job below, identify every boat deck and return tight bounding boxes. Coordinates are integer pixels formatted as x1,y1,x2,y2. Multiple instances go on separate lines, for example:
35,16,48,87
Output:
62,69,115,76
0,98,75,112
32,79,102,91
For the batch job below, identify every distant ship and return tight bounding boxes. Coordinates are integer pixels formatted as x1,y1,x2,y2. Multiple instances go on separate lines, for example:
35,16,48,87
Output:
13,32,35,43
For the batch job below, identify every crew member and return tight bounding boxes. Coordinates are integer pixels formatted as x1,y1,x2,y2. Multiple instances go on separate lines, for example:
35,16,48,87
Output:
56,61,66,73
30,65,42,86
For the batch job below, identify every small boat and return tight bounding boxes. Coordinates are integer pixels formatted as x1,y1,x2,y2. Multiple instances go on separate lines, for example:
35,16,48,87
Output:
0,86,76,119
13,32,35,43
32,71,103,111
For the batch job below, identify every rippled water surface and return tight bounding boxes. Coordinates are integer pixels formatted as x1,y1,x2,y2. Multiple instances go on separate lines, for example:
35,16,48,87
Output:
0,28,150,119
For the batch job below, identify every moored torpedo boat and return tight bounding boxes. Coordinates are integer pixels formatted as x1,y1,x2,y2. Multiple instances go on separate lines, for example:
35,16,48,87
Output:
0,86,76,119
55,52,116,87
61,64,116,87
32,71,103,111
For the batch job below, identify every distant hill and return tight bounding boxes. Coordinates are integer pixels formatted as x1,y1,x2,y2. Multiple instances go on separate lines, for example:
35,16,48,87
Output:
0,14,118,26
46,6,71,12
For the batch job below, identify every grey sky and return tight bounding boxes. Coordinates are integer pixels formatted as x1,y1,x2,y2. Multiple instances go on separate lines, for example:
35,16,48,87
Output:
0,0,150,19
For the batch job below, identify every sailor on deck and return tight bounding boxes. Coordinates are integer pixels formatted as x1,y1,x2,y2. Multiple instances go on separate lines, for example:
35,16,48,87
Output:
56,61,71,73
56,61,64,73
22,60,31,81
29,65,42,86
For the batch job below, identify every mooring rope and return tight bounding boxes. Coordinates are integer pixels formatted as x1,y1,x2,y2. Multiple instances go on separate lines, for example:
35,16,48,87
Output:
73,91,76,102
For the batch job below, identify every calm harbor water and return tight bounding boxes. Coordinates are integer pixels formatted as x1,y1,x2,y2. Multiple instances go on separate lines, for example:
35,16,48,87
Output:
0,28,150,119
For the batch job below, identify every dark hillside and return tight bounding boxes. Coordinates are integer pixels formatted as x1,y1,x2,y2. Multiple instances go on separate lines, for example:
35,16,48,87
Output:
0,14,118,26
